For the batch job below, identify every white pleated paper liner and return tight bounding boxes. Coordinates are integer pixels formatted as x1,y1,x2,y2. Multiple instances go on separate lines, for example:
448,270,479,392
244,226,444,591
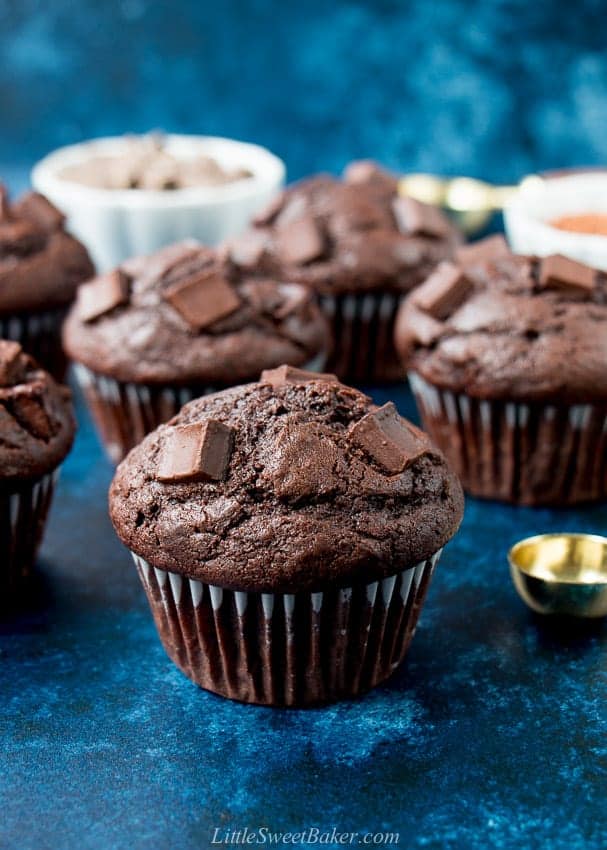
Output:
0,469,58,599
409,371,607,505
319,292,405,384
0,307,68,381
131,549,443,706
72,351,329,465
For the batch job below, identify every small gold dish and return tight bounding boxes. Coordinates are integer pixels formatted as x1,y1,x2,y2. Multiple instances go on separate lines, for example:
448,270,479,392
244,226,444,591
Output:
509,533,607,618
397,173,543,236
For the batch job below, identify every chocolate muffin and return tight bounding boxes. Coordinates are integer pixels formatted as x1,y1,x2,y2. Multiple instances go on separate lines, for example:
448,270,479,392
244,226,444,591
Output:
223,162,461,383
0,341,75,596
63,240,329,463
395,235,607,505
109,366,464,705
0,184,94,379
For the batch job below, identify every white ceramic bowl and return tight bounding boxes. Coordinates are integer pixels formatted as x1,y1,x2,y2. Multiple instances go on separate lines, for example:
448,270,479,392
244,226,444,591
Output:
504,171,607,270
32,135,286,271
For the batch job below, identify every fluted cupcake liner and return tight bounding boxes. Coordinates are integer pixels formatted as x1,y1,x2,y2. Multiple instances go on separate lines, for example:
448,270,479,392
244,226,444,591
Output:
73,352,328,464
319,292,405,384
130,549,442,706
0,308,68,381
409,371,607,506
0,470,58,599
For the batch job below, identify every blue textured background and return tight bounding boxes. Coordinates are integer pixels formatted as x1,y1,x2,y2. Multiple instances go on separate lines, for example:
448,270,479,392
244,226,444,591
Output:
1,3,607,849
2,0,607,187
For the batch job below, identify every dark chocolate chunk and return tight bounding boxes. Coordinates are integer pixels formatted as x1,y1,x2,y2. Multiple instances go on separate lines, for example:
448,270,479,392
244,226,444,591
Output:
228,231,267,268
455,234,510,265
413,261,473,320
270,422,345,502
163,270,241,330
157,420,234,483
276,216,325,265
122,240,204,289
273,283,311,319
14,192,65,232
10,391,55,441
261,365,338,386
349,402,431,474
78,269,130,323
0,340,25,386
539,254,595,294
252,193,285,226
343,160,383,184
410,309,444,346
0,220,44,255
0,185,10,219
392,196,450,238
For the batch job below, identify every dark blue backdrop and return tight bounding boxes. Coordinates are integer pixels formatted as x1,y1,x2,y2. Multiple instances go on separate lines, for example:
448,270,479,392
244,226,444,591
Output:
1,0,607,185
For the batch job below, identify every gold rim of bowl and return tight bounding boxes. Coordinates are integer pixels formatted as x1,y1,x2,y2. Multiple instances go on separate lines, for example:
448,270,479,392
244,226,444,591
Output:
508,533,607,618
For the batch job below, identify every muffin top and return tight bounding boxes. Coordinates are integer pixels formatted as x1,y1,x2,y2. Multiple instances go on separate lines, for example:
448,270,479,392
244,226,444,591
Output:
63,241,329,385
110,367,464,592
223,162,461,296
0,185,94,315
395,236,607,402
0,340,76,480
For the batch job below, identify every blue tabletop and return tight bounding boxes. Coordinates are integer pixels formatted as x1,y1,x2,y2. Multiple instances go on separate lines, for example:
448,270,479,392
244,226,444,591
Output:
1,382,606,850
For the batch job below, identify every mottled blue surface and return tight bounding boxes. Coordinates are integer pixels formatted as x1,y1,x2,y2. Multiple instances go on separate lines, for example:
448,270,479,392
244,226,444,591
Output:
2,0,607,183
1,385,606,850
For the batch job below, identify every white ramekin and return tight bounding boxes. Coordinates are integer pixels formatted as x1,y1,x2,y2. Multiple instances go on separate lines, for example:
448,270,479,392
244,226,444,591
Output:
32,135,286,271
504,170,607,270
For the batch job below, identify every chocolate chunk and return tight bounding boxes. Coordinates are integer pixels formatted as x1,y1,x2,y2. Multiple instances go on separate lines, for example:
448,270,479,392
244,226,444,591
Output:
0,185,10,219
157,421,234,483
343,160,383,184
410,309,444,346
413,261,473,320
392,196,450,238
228,230,267,268
122,240,203,289
10,391,55,441
0,340,25,386
252,193,285,226
0,220,44,255
78,269,130,322
276,216,325,265
273,283,311,319
261,365,338,386
455,234,510,265
163,270,241,330
349,402,431,474
14,192,65,232
539,254,595,294
269,422,345,502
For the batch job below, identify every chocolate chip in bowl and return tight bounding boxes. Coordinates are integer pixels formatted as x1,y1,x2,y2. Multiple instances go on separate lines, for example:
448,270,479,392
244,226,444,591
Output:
58,134,253,191
32,134,286,270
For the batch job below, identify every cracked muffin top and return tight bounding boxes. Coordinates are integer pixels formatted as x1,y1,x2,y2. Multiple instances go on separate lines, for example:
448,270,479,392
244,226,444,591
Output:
0,340,76,480
222,162,461,296
63,240,329,385
0,184,94,315
395,236,607,403
109,366,464,592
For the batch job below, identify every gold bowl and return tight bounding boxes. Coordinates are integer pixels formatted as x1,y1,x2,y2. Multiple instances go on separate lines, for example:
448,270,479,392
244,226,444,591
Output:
509,533,607,618
397,173,542,236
